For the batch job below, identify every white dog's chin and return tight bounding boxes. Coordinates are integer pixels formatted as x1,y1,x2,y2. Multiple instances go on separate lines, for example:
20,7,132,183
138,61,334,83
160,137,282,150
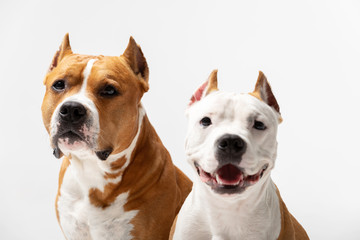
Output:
195,163,269,195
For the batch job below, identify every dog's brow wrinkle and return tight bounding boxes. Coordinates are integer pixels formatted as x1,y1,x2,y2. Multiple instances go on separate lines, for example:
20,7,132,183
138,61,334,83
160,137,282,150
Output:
247,115,255,123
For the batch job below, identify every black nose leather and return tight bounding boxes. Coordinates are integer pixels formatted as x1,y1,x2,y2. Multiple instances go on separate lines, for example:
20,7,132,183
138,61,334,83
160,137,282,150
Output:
59,102,86,123
216,134,246,163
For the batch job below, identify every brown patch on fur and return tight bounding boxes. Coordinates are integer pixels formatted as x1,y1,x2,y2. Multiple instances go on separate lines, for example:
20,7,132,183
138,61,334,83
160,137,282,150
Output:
87,115,192,239
110,156,127,171
189,69,218,106
249,91,262,101
252,71,280,113
104,171,124,180
205,69,218,95
89,183,118,209
251,71,283,123
275,186,309,240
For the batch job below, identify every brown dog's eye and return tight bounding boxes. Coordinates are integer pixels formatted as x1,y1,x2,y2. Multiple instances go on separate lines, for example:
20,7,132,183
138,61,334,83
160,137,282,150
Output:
100,85,119,97
253,120,266,130
52,80,66,92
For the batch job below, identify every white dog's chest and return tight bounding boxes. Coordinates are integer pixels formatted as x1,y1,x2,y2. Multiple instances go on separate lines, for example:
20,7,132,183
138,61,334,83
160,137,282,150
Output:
57,165,138,240
207,210,277,240
173,182,281,240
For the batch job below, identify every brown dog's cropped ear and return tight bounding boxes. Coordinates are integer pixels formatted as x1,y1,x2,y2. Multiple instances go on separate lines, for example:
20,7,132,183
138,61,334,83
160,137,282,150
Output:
48,33,73,72
122,37,149,92
251,71,282,122
189,70,218,107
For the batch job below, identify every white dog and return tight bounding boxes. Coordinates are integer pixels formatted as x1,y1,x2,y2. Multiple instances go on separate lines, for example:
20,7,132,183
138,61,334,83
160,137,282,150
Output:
170,70,309,240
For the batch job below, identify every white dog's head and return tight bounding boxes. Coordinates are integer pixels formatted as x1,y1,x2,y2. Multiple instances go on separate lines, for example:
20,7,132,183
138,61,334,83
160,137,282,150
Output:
185,70,282,195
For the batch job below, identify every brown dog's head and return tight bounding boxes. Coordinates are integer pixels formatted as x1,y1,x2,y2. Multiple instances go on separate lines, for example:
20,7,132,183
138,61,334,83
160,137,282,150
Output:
41,34,149,160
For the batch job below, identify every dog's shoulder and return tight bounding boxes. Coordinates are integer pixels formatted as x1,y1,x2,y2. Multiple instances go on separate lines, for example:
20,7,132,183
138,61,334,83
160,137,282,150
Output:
275,186,310,240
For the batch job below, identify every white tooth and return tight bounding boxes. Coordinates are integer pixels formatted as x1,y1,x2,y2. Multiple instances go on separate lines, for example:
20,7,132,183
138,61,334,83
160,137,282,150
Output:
215,174,222,184
215,174,240,186
232,180,240,186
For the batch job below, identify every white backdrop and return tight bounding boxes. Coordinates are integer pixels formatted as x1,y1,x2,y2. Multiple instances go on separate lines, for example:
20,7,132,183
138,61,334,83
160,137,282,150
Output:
0,0,359,239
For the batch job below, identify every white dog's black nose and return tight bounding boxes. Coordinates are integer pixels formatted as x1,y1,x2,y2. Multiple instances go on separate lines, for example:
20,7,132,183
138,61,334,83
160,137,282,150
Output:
59,101,86,123
216,134,246,163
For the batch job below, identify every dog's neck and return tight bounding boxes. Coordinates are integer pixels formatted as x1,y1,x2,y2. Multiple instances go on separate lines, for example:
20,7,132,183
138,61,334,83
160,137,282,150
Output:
63,106,170,205
194,175,281,239
116,112,171,198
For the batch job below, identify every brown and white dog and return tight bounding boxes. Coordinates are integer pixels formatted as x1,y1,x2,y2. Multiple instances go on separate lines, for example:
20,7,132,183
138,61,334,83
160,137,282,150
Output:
41,34,192,240
170,71,309,240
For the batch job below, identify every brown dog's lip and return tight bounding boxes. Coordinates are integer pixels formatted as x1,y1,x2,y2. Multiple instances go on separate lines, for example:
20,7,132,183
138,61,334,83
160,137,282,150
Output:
52,129,88,153
57,130,85,143
59,130,83,139
51,130,84,159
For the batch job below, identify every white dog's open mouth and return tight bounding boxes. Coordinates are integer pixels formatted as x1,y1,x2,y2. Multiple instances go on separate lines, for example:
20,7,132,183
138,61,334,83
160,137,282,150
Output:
195,163,268,194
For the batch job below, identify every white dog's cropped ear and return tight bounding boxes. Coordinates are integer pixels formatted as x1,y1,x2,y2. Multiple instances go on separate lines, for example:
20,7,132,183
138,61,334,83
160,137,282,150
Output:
251,71,282,122
48,33,73,72
189,70,218,107
122,36,149,92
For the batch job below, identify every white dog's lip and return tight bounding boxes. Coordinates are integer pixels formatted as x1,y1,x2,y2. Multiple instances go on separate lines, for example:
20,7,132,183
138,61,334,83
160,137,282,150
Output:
195,163,269,194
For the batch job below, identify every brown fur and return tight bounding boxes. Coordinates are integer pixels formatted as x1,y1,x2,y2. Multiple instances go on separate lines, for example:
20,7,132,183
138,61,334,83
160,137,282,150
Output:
169,214,178,240
110,156,127,171
250,71,283,123
276,187,309,240
205,69,218,95
88,114,192,238
42,34,192,239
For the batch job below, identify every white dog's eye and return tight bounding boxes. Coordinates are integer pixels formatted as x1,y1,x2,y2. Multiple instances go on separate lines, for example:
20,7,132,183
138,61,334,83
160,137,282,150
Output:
253,120,266,130
200,117,212,127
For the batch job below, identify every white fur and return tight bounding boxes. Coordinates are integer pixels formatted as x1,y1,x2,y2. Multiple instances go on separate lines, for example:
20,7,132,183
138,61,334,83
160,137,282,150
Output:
173,91,282,240
58,165,139,240
80,59,96,94
54,59,145,239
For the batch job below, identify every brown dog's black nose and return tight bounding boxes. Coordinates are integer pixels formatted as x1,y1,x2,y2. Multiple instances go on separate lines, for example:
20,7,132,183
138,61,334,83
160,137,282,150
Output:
59,101,86,123
216,134,246,164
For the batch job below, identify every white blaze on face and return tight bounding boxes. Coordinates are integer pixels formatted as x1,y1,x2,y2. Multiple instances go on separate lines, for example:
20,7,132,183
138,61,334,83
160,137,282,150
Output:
80,59,96,94
50,59,100,155
185,91,279,176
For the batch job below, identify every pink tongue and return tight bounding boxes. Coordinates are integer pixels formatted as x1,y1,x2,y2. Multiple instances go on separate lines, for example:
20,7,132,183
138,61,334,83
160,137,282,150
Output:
216,164,243,185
